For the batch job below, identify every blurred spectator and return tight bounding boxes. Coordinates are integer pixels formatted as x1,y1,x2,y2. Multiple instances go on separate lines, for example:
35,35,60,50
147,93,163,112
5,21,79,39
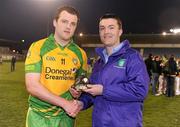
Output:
145,53,153,79
151,56,161,95
0,56,2,64
157,73,167,95
156,55,168,96
166,55,178,97
11,56,16,72
87,57,96,73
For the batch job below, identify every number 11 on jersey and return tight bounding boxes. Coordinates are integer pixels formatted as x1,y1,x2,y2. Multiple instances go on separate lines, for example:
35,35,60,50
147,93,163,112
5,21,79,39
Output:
61,58,65,65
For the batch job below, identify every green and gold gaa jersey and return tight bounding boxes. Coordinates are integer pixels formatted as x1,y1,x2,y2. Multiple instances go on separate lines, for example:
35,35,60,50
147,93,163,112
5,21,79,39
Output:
25,34,87,117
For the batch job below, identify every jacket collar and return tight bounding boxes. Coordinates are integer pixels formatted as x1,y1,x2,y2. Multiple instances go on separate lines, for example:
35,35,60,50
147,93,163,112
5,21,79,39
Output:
95,39,130,60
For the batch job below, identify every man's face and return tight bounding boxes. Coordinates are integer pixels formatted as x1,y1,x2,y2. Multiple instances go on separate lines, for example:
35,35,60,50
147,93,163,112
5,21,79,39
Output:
99,18,122,47
53,10,78,42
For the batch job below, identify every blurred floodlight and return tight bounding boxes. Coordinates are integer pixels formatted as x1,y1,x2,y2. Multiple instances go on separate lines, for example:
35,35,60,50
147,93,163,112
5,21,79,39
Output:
13,50,16,53
79,32,83,37
162,32,167,36
174,29,180,34
169,28,180,34
170,29,174,32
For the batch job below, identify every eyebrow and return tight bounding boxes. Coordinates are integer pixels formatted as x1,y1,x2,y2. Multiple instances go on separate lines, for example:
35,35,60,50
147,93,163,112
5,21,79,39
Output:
61,19,77,24
99,25,105,28
99,24,115,28
108,25,115,27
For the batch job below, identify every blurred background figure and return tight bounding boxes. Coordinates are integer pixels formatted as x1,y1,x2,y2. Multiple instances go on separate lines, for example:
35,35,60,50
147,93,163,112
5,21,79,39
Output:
145,53,153,82
0,56,2,64
155,55,168,96
11,56,16,72
151,55,161,95
166,55,178,97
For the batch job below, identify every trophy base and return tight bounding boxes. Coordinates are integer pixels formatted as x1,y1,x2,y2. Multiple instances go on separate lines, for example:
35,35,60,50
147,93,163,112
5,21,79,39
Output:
72,84,88,91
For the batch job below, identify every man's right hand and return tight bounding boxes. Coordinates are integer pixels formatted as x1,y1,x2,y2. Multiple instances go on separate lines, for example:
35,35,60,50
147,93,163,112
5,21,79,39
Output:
25,73,83,117
63,99,83,117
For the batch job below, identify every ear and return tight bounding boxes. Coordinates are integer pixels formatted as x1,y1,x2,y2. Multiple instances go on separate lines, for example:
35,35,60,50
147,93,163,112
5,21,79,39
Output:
119,29,123,36
53,19,57,28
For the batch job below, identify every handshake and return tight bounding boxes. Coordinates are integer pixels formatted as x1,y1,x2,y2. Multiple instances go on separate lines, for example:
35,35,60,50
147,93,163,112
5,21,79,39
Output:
67,74,103,117
66,74,90,117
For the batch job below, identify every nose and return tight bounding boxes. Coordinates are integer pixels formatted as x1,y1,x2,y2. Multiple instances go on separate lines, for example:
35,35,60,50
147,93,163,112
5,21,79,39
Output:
104,28,110,34
66,23,71,30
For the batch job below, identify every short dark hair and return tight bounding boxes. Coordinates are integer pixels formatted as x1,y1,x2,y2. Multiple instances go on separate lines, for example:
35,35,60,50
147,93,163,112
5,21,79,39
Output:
99,13,122,29
54,6,80,22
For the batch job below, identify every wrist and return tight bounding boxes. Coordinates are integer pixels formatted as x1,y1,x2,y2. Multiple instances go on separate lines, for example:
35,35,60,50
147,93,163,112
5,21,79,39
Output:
77,101,84,110
58,97,68,108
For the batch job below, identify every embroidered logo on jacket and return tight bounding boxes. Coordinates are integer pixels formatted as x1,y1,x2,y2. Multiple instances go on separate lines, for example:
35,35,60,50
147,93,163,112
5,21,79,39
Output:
118,59,126,67
114,59,126,69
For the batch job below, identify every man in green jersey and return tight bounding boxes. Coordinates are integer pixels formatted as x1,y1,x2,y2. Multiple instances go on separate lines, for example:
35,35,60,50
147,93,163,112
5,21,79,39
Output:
25,6,87,127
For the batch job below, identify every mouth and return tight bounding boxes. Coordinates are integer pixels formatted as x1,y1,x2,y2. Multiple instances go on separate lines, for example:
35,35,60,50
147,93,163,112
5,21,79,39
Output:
64,30,70,34
104,35,112,39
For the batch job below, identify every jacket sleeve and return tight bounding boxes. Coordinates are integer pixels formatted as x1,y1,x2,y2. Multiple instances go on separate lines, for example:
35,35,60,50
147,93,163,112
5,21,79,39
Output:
79,92,94,110
102,53,149,102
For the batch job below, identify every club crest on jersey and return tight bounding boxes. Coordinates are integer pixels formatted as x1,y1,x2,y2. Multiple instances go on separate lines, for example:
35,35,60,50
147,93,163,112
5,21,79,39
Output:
72,58,78,65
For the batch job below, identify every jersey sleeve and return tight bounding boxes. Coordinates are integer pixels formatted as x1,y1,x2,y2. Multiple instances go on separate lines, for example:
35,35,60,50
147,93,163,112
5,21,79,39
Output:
25,42,42,73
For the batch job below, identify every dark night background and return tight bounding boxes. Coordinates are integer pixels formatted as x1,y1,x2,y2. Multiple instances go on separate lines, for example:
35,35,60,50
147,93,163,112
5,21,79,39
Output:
0,0,180,45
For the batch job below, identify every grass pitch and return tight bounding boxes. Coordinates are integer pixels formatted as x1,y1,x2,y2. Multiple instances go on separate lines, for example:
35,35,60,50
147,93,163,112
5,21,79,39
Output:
1,62,180,127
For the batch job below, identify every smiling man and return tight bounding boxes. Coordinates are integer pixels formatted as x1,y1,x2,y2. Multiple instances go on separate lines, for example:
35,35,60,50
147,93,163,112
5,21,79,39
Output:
79,13,149,127
25,6,87,127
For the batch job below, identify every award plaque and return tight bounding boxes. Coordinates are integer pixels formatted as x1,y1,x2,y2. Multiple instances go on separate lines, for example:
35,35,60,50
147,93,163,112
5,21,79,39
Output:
72,73,89,91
